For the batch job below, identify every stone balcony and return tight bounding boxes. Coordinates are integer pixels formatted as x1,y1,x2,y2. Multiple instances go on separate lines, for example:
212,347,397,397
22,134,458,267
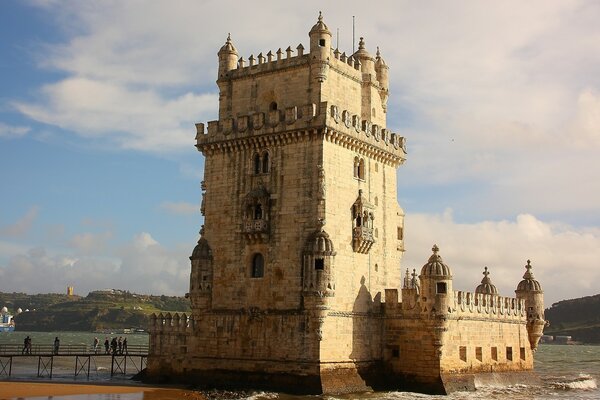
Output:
352,226,375,254
243,219,269,243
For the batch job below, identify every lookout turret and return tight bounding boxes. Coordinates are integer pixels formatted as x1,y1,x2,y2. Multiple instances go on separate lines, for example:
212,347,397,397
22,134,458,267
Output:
475,266,498,295
515,260,545,351
420,244,453,316
217,34,238,79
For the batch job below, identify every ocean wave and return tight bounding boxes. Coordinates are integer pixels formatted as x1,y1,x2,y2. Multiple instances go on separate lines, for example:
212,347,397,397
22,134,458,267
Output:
550,374,597,391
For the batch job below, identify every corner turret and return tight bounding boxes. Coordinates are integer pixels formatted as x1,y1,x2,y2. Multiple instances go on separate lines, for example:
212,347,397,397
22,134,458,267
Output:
188,226,213,313
353,37,376,76
217,34,238,79
309,12,331,82
375,47,389,112
515,260,545,351
419,245,453,316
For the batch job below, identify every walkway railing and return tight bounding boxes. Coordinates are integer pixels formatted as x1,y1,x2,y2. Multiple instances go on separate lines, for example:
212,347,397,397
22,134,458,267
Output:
0,344,149,379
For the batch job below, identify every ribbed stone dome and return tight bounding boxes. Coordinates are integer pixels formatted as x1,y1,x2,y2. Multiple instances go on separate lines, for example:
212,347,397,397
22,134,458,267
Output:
309,12,331,36
516,260,543,292
420,244,452,277
475,267,498,295
190,237,211,260
353,37,373,60
305,229,336,256
218,34,237,55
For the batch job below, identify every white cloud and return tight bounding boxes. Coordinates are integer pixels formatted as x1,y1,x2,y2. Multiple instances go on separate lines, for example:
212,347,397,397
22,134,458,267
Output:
160,201,199,216
69,231,113,255
0,231,190,296
0,207,39,238
403,211,600,306
0,122,30,138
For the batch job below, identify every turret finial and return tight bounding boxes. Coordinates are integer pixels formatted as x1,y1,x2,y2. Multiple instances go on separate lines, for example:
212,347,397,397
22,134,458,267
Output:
376,46,381,58
318,11,322,22
358,37,365,50
432,244,439,254
227,33,231,43
483,266,489,278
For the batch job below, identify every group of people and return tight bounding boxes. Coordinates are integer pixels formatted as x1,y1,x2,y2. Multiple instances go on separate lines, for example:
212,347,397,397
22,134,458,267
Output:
21,335,129,355
97,336,128,355
21,336,60,355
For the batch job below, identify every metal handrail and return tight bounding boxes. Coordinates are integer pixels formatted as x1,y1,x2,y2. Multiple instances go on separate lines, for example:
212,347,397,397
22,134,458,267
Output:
0,343,149,356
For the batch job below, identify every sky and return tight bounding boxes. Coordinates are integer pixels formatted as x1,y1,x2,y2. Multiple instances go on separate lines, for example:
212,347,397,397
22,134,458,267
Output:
0,0,599,306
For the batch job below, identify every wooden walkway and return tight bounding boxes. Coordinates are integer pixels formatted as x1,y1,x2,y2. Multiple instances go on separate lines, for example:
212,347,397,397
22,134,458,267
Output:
0,344,148,379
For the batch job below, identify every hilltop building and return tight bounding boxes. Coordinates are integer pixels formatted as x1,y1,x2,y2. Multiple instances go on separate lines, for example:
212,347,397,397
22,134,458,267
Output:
147,14,546,394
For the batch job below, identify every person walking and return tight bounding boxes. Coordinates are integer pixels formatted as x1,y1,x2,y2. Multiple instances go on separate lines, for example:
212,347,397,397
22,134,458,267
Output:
104,337,109,354
117,336,123,355
53,337,60,355
93,337,99,354
122,337,128,354
22,336,29,354
110,337,117,354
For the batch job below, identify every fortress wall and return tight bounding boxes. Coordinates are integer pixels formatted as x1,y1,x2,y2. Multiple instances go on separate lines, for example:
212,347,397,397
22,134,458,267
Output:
441,317,533,373
148,312,321,376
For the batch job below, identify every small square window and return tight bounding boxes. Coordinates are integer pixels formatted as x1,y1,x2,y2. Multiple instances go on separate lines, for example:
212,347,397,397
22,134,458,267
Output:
436,282,447,294
520,347,526,361
314,258,324,270
319,39,325,47
459,346,467,362
491,347,498,361
506,347,513,361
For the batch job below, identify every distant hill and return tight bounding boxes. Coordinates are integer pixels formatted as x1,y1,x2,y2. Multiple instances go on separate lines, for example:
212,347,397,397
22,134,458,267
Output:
0,290,190,332
544,293,600,344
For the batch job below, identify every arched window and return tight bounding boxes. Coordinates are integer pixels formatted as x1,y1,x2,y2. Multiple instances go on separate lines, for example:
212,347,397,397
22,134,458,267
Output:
358,158,365,180
251,253,264,278
254,204,263,220
270,101,278,111
253,153,260,174
262,151,269,173
353,156,359,178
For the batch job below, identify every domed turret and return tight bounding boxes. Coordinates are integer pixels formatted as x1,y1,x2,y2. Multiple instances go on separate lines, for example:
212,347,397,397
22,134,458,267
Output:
353,37,375,75
419,245,453,315
375,47,389,89
217,33,238,78
515,260,545,351
302,227,336,300
420,244,452,278
475,266,498,295
309,12,331,82
189,228,213,313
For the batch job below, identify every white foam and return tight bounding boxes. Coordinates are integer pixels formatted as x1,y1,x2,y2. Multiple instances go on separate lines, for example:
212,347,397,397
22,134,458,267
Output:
551,374,598,391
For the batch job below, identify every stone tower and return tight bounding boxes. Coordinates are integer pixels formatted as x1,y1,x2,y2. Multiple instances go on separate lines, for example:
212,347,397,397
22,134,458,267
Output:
156,13,406,393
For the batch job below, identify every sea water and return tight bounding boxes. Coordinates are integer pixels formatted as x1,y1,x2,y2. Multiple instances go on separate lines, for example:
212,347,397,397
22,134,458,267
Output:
0,332,598,399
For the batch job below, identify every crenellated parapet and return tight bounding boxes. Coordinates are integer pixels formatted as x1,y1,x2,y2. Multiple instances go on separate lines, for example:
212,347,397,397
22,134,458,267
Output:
451,291,525,321
149,312,193,334
195,102,406,166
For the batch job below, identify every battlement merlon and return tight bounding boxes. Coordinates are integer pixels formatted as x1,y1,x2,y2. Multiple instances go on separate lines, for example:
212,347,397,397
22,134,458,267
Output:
194,102,407,167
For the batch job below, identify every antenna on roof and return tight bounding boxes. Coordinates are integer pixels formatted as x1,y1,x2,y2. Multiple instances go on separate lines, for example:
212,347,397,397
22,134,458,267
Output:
352,16,355,54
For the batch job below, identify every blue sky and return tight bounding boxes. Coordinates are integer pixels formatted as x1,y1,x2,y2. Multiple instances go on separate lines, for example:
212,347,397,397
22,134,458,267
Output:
1,1,599,305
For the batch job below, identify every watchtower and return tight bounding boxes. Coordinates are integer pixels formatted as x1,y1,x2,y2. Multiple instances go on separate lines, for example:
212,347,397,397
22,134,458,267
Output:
152,13,407,393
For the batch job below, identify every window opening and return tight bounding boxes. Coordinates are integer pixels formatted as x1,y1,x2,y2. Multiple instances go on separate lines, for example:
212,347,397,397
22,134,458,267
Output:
436,282,447,294
319,39,325,47
262,152,269,173
314,258,324,270
253,153,260,174
506,347,513,361
270,102,278,110
476,347,482,362
459,346,467,362
254,204,263,220
251,253,264,278
491,347,498,361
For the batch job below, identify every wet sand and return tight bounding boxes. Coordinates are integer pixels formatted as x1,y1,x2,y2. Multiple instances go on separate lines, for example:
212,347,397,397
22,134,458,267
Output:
0,381,205,399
